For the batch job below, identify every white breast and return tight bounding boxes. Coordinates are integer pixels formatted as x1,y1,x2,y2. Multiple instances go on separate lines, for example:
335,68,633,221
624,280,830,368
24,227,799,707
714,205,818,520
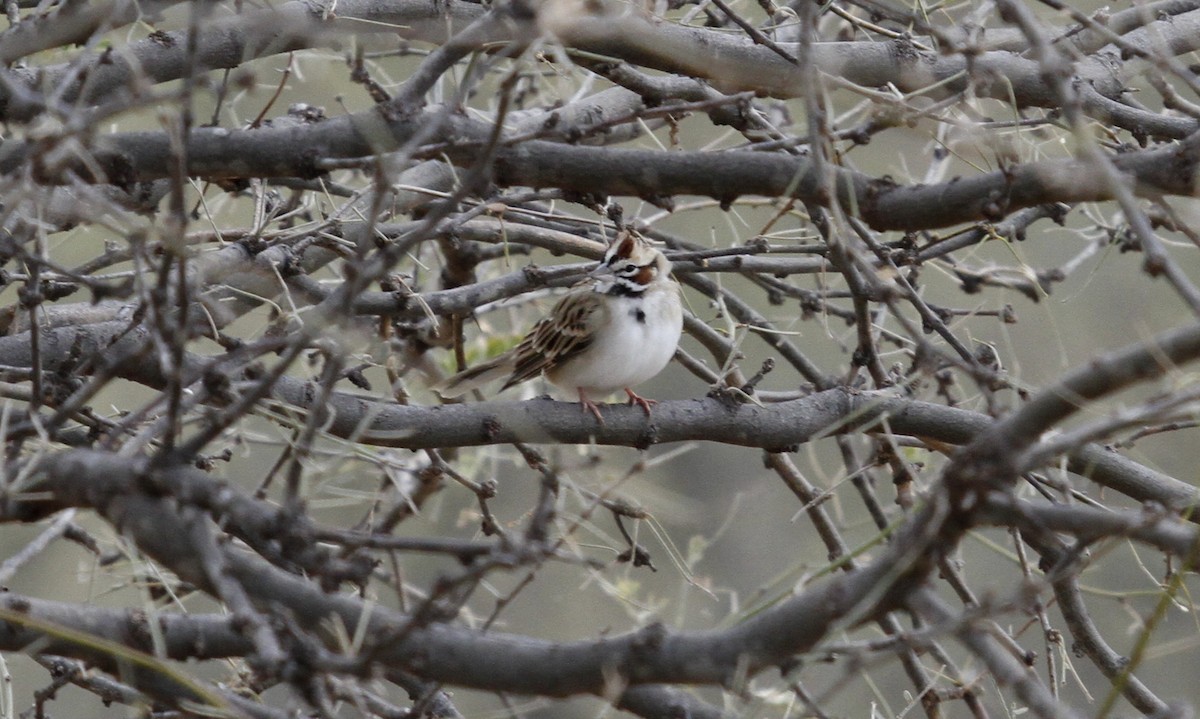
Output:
547,284,683,397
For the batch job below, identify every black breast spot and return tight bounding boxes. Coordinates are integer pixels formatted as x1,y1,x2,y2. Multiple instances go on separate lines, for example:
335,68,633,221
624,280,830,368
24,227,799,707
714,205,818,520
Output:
633,308,646,324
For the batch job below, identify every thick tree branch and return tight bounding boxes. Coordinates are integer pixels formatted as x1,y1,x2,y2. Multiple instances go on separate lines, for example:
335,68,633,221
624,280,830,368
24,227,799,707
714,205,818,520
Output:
0,318,1195,513
5,109,1196,231
17,448,904,696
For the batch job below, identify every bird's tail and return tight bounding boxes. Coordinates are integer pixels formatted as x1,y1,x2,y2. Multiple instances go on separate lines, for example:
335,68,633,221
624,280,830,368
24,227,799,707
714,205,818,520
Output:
434,356,514,398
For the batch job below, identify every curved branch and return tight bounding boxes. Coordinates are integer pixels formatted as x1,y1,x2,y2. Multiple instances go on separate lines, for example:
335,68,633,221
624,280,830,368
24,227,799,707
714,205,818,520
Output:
980,499,1174,715
19,448,903,695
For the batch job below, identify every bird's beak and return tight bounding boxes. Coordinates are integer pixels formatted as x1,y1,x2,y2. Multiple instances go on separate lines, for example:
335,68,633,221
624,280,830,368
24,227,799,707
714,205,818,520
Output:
587,261,615,279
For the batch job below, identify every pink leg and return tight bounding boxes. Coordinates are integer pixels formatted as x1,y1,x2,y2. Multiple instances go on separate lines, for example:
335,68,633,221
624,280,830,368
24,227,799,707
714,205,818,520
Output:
577,388,605,423
625,388,657,416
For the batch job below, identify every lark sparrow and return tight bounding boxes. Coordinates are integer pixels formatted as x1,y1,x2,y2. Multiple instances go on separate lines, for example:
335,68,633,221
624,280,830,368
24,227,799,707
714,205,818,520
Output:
437,232,683,421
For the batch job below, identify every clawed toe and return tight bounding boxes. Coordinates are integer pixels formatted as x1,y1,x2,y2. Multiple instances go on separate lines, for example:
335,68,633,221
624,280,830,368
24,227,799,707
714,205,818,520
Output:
574,388,658,422
577,388,606,424
624,388,657,416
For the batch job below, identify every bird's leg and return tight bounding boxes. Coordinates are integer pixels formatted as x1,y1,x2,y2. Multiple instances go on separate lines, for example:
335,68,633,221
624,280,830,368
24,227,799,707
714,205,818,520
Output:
624,388,657,416
577,388,605,423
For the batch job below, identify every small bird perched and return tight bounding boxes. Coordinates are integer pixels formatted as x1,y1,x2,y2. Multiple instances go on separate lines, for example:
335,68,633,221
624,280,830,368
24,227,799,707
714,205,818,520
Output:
437,231,683,421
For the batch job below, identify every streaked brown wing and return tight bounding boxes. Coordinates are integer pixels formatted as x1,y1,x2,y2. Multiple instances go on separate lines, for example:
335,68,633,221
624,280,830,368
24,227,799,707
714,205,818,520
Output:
502,289,606,390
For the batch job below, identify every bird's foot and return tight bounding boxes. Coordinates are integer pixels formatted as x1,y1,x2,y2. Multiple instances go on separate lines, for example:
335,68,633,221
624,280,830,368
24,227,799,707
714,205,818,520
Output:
578,388,606,424
625,388,657,416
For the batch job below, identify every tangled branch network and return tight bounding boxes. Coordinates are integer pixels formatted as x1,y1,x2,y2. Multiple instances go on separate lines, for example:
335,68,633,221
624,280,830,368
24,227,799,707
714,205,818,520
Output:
0,0,1198,717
